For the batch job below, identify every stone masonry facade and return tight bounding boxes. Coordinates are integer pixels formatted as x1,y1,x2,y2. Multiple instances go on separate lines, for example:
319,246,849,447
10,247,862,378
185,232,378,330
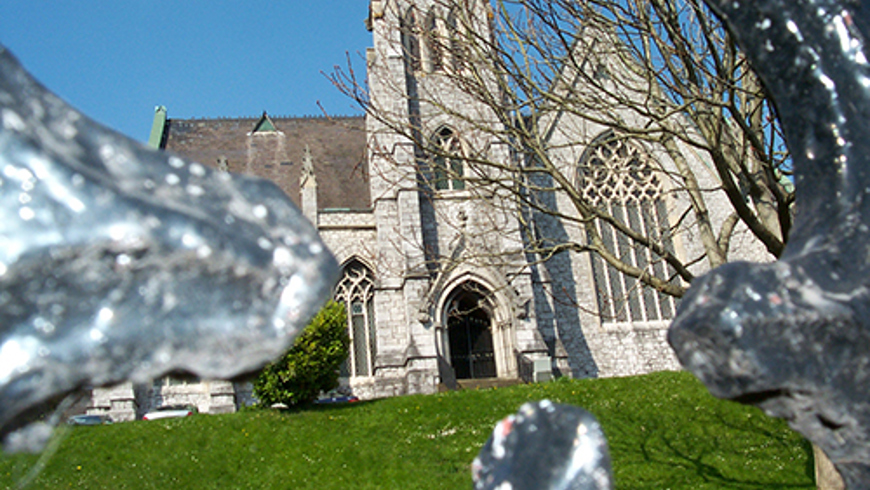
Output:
90,0,772,421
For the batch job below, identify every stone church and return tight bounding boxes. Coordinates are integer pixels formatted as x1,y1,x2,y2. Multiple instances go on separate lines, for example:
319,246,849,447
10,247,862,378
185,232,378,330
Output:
91,0,767,420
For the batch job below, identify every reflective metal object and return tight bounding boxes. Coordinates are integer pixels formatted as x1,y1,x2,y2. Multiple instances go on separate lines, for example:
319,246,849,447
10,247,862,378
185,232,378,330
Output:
670,1,870,486
473,401,612,490
0,45,338,450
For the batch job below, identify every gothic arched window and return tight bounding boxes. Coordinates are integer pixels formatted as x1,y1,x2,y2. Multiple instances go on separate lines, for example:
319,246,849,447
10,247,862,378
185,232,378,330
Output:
447,7,465,72
425,9,443,72
578,131,677,323
428,127,465,191
334,259,377,377
401,7,421,72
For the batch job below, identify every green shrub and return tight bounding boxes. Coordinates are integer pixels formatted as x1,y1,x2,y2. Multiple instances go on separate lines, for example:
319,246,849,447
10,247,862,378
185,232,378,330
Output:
253,300,349,407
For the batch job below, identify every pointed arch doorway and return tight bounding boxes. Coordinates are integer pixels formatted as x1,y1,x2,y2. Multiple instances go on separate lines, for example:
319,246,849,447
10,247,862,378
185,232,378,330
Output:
446,283,497,379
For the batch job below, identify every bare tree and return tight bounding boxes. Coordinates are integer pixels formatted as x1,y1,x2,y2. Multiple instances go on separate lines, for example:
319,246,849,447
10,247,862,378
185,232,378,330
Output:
336,4,834,483
331,0,793,302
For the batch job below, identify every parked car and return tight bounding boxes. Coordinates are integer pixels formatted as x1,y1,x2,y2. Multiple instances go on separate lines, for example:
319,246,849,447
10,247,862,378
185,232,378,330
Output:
142,404,198,420
67,414,113,426
315,395,360,405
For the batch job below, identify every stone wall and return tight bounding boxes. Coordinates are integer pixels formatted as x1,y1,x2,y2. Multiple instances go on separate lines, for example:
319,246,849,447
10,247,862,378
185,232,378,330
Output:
88,0,785,418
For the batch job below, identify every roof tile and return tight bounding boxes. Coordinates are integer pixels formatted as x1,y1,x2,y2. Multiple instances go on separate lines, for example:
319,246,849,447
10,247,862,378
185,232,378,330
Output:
163,115,369,210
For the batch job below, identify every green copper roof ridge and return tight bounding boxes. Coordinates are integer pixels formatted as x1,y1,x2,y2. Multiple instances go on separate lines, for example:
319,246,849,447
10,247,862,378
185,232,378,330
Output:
148,105,167,148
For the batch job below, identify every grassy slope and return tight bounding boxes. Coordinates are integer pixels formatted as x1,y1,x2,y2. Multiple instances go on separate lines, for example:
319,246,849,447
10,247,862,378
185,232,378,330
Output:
0,371,814,489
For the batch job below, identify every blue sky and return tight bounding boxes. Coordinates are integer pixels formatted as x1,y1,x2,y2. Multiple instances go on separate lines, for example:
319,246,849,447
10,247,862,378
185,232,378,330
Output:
0,1,371,142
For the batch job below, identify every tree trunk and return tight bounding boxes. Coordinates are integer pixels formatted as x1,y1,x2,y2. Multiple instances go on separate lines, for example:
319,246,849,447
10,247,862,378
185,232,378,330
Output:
814,443,845,490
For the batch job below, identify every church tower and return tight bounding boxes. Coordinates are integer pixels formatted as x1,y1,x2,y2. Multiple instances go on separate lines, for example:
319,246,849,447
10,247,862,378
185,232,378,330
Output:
362,0,555,396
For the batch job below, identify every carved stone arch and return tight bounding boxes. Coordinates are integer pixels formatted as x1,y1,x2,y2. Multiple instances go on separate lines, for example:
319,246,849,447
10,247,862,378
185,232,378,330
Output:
433,270,518,381
434,268,515,322
338,255,377,279
330,245,376,279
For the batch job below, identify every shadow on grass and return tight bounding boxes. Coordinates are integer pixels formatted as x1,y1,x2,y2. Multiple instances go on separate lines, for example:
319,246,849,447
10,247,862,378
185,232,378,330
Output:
0,372,815,490
601,384,815,489
654,425,814,488
708,403,816,484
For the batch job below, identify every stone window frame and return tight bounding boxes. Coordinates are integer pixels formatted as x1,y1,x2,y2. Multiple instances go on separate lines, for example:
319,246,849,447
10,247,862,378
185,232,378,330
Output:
447,6,466,73
425,8,444,72
401,4,468,75
401,5,422,73
426,126,466,192
577,130,678,325
334,258,377,377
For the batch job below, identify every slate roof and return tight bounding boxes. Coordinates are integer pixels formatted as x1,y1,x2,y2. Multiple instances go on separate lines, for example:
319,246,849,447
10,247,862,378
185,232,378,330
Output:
160,114,370,211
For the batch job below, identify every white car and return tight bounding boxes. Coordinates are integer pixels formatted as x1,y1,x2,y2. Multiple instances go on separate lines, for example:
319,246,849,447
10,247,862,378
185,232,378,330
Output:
67,414,113,426
142,404,198,421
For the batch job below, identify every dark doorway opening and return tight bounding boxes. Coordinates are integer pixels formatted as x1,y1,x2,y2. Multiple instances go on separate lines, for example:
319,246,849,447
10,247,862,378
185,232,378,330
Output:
447,288,496,379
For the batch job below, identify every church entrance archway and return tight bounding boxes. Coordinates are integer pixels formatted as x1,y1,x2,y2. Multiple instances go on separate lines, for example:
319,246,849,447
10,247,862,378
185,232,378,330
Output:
446,284,497,379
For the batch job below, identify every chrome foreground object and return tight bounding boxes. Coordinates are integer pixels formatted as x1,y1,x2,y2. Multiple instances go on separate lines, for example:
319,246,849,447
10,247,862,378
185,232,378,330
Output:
670,1,870,487
0,45,337,451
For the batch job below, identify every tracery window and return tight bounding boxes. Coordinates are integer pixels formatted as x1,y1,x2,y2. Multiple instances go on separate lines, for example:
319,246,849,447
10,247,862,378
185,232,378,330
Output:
334,259,377,377
428,127,465,191
578,131,678,323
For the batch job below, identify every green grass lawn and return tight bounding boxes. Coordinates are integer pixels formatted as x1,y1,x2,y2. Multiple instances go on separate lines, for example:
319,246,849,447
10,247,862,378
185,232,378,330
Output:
0,371,814,489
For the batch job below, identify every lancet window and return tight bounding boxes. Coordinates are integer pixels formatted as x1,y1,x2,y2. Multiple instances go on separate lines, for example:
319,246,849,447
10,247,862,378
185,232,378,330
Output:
428,126,465,191
401,7,421,72
447,8,465,72
402,5,470,74
425,9,443,72
334,259,377,377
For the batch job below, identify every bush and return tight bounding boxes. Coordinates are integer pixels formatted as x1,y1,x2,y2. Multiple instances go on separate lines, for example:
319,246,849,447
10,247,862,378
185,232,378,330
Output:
253,301,349,407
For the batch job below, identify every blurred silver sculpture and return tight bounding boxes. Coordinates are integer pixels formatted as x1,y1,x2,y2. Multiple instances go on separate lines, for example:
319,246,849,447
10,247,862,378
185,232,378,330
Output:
0,45,338,450
472,400,612,490
670,1,870,487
